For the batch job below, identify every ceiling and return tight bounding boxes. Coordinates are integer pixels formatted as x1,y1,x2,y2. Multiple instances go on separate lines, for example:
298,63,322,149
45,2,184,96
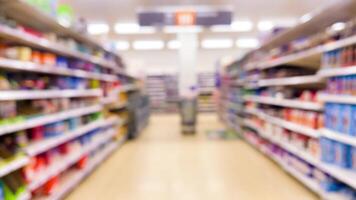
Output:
61,0,328,24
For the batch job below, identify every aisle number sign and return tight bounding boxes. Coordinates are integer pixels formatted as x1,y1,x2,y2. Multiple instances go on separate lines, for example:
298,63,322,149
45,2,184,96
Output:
138,7,232,26
175,11,196,26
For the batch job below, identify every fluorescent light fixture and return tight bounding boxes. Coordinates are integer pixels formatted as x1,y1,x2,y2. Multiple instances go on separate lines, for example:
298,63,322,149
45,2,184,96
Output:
163,26,203,33
210,20,253,32
167,40,181,49
87,23,109,35
331,22,346,31
115,41,130,50
257,21,274,31
276,18,298,28
300,13,312,23
236,38,259,48
201,39,233,49
232,20,253,31
133,40,164,50
114,23,156,34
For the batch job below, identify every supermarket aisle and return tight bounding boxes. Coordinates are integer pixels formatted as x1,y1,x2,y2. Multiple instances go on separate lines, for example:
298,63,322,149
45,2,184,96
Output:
66,114,318,200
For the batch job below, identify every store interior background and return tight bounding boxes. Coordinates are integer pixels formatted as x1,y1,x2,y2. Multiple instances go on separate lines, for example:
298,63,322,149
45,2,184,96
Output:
61,0,328,76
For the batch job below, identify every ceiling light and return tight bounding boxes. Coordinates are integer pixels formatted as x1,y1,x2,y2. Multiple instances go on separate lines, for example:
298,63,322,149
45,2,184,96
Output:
210,20,253,32
232,20,253,31
133,40,164,50
167,40,181,49
257,21,274,32
87,23,109,35
300,13,312,23
201,39,233,49
115,41,130,50
236,38,259,48
114,23,156,34
331,22,346,31
163,26,203,34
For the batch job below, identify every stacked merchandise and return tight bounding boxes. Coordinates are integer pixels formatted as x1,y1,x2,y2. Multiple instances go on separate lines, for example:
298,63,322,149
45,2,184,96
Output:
217,62,244,134
0,1,146,200
126,90,150,139
104,76,149,140
135,95,150,135
220,1,356,199
197,72,216,112
146,74,179,113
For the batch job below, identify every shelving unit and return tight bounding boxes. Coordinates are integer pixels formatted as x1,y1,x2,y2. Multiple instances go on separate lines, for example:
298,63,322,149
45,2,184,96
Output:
146,74,179,113
219,0,356,198
244,95,323,111
0,1,148,199
198,72,216,112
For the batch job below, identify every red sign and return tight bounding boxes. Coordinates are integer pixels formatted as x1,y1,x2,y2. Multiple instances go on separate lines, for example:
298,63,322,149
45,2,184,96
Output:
175,11,196,26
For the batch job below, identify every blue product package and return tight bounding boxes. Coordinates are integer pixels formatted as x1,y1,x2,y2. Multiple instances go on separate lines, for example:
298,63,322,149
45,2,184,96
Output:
320,175,345,192
341,104,353,134
350,105,356,136
68,77,77,89
325,103,332,130
44,122,62,137
320,137,335,164
330,104,340,131
352,147,356,170
56,57,68,68
335,142,352,169
68,118,79,130
336,104,345,133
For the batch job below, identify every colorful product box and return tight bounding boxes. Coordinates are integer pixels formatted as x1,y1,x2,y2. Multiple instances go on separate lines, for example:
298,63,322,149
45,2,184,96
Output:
335,142,352,169
352,147,356,171
320,138,335,164
329,104,340,131
350,106,356,137
340,104,353,134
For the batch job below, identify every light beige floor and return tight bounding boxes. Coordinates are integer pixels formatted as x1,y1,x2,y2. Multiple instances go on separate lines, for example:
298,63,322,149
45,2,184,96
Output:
66,114,319,200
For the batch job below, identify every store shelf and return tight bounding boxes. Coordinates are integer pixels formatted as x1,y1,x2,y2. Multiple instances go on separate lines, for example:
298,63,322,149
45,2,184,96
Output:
49,143,118,200
244,137,322,196
0,155,29,177
256,33,356,71
283,164,321,194
318,163,356,191
251,124,356,192
244,95,323,111
29,128,117,191
244,108,260,116
251,111,320,138
258,75,324,87
18,191,31,200
0,58,117,82
243,119,261,132
0,105,102,136
0,89,102,101
109,102,128,110
0,0,117,57
121,84,138,92
318,93,356,104
259,46,323,70
266,115,320,138
36,135,126,200
320,128,356,147
318,66,356,78
24,119,109,156
0,25,118,71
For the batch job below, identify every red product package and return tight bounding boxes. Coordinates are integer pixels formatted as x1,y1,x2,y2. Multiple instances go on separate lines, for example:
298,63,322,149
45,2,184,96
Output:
77,156,89,169
43,176,59,195
30,126,44,141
